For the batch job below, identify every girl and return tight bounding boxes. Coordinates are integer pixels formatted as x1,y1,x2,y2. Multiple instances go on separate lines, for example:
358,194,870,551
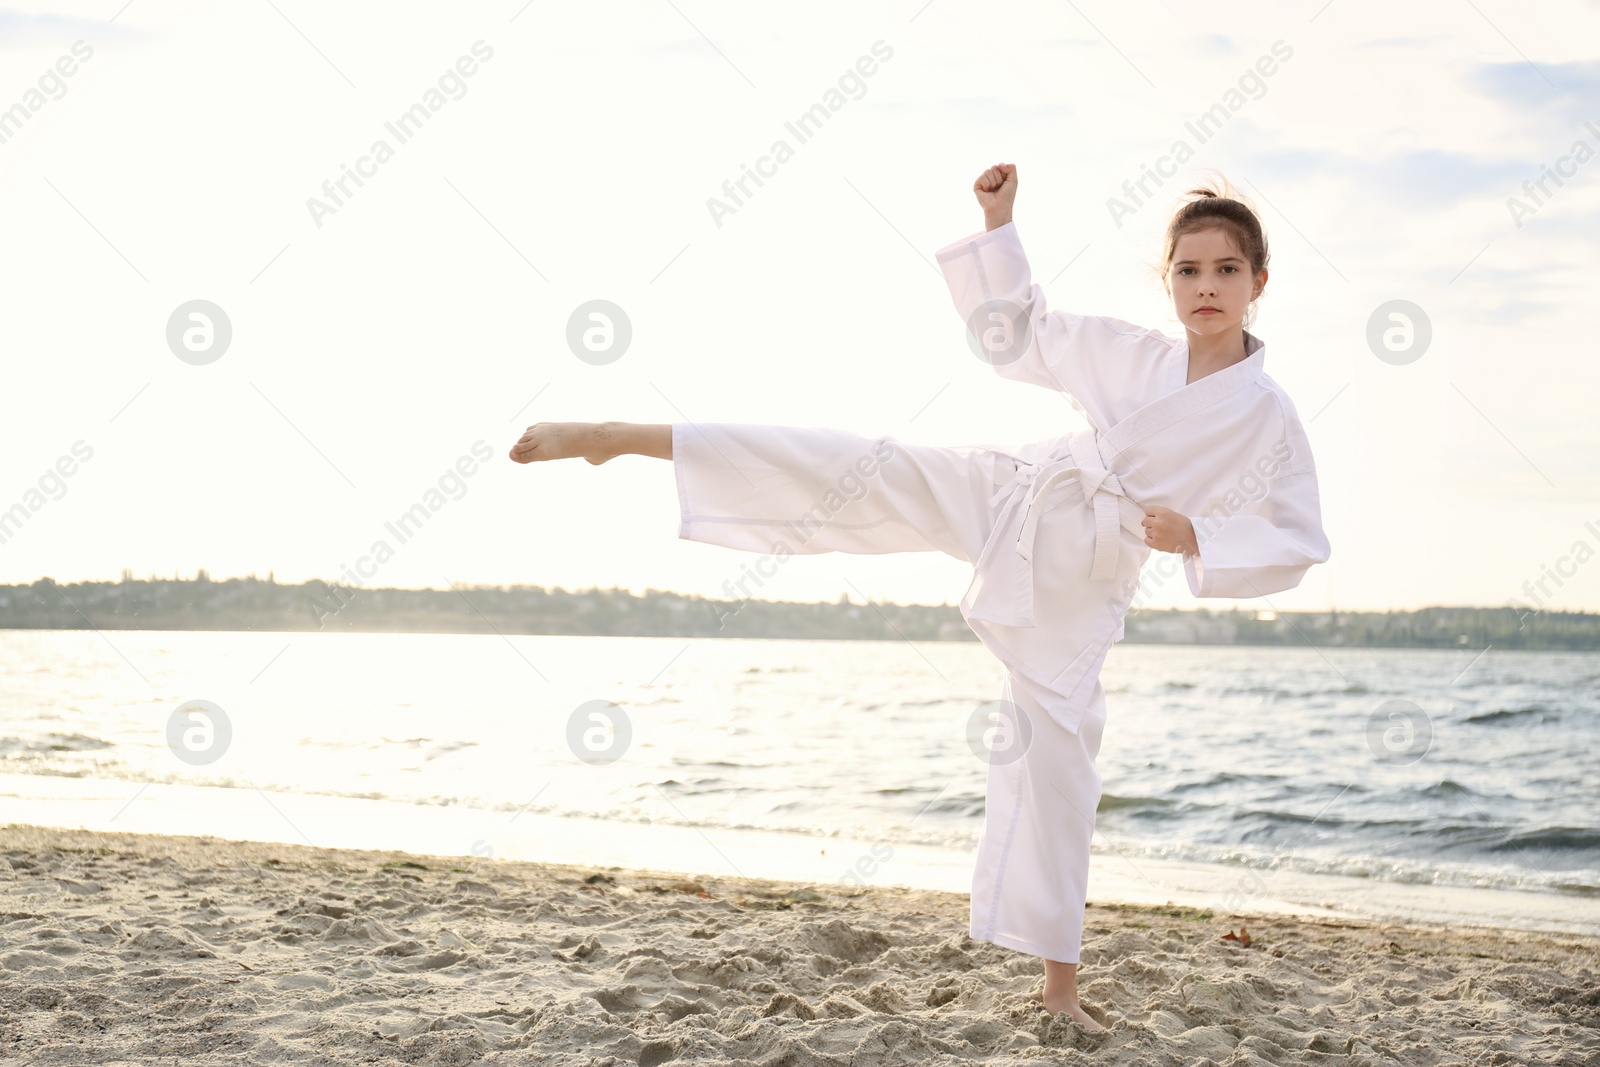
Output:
509,162,1331,1031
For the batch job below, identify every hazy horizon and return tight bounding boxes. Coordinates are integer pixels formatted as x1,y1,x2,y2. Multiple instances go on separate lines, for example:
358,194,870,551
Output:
0,567,1580,617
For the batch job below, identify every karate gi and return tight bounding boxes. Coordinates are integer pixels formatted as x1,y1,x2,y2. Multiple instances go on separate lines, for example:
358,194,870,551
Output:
669,220,1331,964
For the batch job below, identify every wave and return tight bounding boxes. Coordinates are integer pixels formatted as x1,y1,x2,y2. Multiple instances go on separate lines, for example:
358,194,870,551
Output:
1486,825,1600,855
0,733,114,755
1097,792,1177,813
667,758,773,770
1116,837,1600,895
1178,771,1288,791
1415,779,1479,798
8,766,1596,895
1461,705,1560,725
1214,683,1374,701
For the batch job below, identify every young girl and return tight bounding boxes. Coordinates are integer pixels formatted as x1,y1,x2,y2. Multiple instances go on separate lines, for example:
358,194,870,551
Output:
509,162,1331,1031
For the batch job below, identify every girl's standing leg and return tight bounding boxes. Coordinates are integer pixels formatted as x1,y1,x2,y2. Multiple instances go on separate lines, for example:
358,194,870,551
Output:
1042,961,1103,1029
971,677,1109,1030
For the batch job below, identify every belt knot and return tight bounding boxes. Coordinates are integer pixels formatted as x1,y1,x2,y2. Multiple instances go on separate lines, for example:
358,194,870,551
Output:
986,436,1148,582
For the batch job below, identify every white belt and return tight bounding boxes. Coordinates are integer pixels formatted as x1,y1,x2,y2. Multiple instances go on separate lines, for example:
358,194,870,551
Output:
988,431,1148,582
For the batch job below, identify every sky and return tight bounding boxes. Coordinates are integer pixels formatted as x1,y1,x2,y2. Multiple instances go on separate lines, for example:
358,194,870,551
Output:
1,0,1598,616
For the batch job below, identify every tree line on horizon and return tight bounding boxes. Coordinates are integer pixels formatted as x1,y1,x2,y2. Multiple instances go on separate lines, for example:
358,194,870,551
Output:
0,573,1593,649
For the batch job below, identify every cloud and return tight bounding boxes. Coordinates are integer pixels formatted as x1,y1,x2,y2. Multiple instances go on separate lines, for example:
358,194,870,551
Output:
1040,36,1101,51
1365,148,1531,206
1194,34,1237,56
1441,259,1582,328
0,8,142,48
1353,37,1440,50
1234,142,1528,209
1466,58,1600,125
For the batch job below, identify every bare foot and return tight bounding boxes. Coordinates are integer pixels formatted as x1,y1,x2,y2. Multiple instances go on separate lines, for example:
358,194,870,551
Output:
1039,960,1106,1031
1038,990,1105,1031
509,422,619,465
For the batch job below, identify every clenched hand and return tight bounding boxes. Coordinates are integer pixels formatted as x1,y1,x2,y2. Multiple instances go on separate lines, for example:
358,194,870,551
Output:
974,163,1017,230
1142,506,1199,556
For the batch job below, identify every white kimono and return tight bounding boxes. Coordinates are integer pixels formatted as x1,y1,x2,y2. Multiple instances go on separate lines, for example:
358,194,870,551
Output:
669,219,1330,964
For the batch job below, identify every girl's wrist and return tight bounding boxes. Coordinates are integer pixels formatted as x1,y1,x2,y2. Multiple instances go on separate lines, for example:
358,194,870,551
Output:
984,212,1013,232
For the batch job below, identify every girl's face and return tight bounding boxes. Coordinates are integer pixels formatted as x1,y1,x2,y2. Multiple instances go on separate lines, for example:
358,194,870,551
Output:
1166,226,1268,340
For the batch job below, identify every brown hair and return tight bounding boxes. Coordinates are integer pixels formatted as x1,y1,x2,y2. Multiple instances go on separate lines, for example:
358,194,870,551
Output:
1157,174,1270,328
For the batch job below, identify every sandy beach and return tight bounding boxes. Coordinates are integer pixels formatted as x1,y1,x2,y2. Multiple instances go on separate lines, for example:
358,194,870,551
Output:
0,824,1594,1066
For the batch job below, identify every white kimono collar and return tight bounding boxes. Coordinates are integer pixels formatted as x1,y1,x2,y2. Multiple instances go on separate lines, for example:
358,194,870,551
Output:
1102,329,1267,456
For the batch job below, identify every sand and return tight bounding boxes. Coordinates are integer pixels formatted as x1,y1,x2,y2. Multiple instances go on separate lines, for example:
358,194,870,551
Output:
1,824,1595,1066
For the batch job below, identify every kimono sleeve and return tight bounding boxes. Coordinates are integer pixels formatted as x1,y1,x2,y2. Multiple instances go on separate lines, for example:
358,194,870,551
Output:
1182,413,1332,599
933,221,1168,424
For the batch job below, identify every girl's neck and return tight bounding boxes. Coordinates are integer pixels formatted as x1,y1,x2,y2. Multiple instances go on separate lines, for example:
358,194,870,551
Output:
1184,327,1250,383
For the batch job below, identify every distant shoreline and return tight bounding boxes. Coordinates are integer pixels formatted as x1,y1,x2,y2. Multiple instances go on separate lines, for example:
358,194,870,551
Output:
6,621,1600,653
3,575,1598,649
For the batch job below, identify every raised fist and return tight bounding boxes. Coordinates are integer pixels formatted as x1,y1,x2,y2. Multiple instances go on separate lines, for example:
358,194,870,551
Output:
974,163,1017,219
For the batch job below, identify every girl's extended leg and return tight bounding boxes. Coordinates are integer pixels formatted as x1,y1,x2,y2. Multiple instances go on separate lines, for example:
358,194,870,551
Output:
668,421,1001,563
515,419,1006,563
509,421,671,464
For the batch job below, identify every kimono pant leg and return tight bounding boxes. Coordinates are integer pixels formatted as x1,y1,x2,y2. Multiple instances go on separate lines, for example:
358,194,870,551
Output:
672,422,1113,958
672,422,1001,563
970,674,1107,965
